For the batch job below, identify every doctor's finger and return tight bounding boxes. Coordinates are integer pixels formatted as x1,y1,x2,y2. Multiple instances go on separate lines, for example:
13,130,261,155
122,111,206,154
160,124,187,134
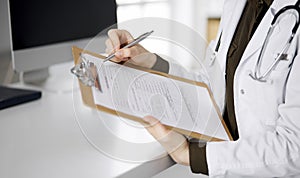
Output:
105,39,115,54
121,30,134,42
108,29,135,48
115,46,139,60
108,29,122,50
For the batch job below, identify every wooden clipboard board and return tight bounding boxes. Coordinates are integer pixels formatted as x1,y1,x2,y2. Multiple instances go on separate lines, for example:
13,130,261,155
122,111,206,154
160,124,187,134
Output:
72,46,233,142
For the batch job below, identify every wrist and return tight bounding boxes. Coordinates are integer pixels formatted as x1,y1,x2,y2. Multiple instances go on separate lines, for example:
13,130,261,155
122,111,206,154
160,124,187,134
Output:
170,141,190,166
143,52,157,68
130,51,157,69
159,132,189,165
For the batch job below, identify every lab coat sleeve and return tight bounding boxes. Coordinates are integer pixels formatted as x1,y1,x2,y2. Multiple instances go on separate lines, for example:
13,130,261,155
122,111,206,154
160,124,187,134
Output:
168,61,210,85
152,52,210,84
152,54,207,83
206,54,300,177
152,54,170,73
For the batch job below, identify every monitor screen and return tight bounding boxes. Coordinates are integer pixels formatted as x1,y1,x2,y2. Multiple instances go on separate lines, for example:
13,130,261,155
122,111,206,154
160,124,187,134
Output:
9,0,117,50
8,0,117,82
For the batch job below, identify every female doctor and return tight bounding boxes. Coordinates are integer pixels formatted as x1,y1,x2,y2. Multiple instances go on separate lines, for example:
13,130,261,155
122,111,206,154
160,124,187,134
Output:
105,0,300,177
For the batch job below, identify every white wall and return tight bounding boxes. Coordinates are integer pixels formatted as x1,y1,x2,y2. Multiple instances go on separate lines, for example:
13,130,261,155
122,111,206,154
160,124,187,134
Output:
116,0,224,70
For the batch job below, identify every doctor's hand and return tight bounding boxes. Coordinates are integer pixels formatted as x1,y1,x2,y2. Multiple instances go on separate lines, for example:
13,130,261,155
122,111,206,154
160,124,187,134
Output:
143,115,190,166
105,29,157,69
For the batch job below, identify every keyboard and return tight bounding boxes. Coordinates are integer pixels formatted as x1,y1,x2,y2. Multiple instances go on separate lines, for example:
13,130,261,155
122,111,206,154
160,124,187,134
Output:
0,86,41,110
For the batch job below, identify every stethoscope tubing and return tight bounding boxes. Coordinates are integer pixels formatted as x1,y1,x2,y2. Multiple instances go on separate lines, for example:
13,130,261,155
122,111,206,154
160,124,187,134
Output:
250,1,300,82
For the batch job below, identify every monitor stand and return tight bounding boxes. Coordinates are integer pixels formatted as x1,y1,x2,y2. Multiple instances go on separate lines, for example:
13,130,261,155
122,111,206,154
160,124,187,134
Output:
22,68,50,84
21,61,79,94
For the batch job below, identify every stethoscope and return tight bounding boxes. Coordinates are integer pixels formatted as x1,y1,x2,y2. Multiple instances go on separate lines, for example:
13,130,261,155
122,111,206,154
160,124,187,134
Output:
249,0,300,82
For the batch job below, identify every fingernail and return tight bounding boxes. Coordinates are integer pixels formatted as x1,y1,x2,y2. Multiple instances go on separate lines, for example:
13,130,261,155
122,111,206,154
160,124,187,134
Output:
115,50,123,56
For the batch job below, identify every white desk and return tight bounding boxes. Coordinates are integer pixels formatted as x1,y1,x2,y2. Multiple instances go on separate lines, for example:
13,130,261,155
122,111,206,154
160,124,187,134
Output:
0,62,175,178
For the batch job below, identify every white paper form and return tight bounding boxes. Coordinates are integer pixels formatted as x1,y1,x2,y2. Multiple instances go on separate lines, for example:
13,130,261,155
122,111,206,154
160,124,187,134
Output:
83,53,229,140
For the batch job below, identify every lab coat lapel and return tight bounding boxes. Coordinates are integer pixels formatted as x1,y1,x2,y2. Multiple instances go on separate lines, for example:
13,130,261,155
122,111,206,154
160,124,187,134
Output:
240,0,296,62
218,0,246,72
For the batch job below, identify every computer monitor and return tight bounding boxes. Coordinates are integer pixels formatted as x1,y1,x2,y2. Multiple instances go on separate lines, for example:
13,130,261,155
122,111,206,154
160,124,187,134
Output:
8,0,117,83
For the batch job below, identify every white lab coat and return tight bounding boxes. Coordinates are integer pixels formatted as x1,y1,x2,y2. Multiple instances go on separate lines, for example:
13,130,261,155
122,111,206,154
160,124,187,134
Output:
169,0,300,177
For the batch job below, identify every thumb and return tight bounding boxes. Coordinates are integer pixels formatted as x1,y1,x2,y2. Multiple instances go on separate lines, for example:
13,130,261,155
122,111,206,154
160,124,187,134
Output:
143,115,171,139
143,115,160,125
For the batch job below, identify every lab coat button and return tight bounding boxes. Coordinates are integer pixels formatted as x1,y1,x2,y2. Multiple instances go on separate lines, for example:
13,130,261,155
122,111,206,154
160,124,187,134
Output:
240,89,245,95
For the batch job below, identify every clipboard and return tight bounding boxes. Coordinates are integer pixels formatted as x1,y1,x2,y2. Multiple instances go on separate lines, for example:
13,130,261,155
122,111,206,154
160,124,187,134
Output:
72,46,233,142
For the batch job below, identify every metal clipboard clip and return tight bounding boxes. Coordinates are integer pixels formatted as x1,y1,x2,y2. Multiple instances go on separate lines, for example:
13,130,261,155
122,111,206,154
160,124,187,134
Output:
70,53,99,88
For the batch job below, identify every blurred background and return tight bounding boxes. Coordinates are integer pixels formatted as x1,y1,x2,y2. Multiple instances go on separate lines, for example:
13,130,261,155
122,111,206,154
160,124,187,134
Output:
0,1,225,177
0,0,223,85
